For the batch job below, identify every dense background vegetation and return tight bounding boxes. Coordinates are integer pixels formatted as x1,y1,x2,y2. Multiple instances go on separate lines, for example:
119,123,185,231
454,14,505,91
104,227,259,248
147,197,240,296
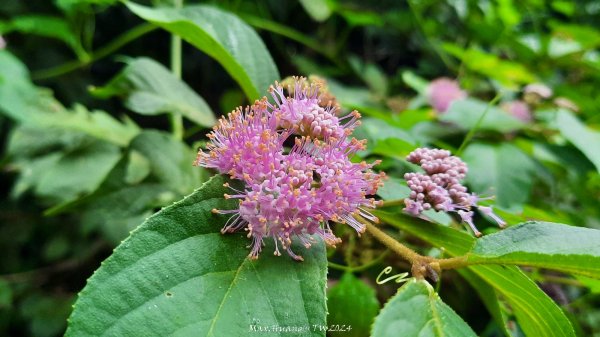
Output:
1,0,599,336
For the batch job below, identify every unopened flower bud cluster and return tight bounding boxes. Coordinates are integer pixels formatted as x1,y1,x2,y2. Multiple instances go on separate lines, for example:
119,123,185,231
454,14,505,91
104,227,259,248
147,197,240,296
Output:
404,148,505,236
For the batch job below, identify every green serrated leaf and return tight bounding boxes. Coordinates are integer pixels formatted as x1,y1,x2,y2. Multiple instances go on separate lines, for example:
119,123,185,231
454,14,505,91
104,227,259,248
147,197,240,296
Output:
442,44,535,88
348,56,388,97
0,51,139,147
66,175,328,336
125,150,151,185
469,222,600,279
91,57,216,127
124,2,280,100
8,127,122,203
81,183,174,244
372,279,477,337
375,210,576,337
462,142,537,209
327,273,379,337
130,130,202,196
551,109,600,173
353,117,416,158
0,15,86,58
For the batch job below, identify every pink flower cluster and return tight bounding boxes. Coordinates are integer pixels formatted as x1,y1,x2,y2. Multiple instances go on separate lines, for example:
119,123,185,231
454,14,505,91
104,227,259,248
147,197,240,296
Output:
502,100,532,123
195,78,384,260
426,77,538,122
404,148,505,236
426,77,467,113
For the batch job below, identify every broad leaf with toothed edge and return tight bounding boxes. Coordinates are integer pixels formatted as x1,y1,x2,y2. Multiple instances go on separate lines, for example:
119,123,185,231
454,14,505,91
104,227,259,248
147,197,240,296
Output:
66,175,328,336
375,210,576,337
371,279,477,337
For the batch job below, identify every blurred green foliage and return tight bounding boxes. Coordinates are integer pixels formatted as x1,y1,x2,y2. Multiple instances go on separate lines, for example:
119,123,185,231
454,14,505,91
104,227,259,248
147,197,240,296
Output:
1,0,599,336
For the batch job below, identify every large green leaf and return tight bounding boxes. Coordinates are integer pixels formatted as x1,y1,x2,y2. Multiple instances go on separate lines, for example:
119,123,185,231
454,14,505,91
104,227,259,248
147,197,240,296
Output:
91,57,216,127
551,109,600,173
375,210,576,337
0,62,138,201
462,142,537,209
13,140,121,203
440,98,525,133
0,51,139,147
0,15,86,58
327,273,379,337
348,56,389,97
371,279,477,337
469,222,600,279
34,104,139,147
442,44,536,88
129,130,203,196
125,2,280,100
353,118,416,159
80,183,174,244
66,175,328,336
7,125,122,203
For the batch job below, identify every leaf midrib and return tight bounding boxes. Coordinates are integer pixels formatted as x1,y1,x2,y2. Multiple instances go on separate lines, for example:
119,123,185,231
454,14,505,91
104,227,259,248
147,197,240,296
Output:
428,291,444,337
474,265,573,336
205,257,249,337
101,269,236,336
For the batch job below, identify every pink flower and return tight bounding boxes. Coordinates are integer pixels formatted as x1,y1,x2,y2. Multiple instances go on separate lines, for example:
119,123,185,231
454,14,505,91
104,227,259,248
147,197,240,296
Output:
426,77,467,113
196,77,384,260
502,100,532,123
194,99,285,181
269,77,360,140
404,148,505,236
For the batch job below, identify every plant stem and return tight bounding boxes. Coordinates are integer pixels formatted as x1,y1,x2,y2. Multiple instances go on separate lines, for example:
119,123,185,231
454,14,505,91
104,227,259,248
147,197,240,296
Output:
32,23,157,80
456,92,503,155
169,0,184,140
435,256,470,269
381,199,405,207
364,221,423,265
362,219,472,279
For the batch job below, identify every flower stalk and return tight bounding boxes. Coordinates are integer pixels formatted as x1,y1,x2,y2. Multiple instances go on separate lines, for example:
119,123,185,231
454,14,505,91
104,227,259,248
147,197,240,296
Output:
362,219,470,280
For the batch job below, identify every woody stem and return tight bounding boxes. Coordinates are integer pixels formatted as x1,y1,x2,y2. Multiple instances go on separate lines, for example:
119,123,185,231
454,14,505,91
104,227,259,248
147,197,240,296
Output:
362,220,471,279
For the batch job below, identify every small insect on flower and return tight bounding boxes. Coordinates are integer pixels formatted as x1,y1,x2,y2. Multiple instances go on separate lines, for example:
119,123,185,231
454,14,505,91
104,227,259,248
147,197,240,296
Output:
195,77,385,260
403,148,505,237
